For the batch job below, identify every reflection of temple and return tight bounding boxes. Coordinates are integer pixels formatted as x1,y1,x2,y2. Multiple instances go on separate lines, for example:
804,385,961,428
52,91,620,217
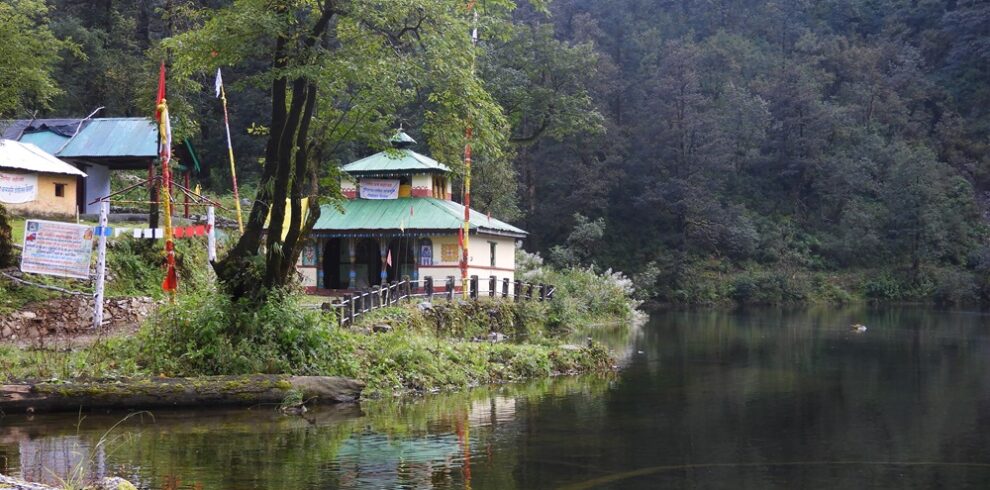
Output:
298,129,526,293
5,436,107,486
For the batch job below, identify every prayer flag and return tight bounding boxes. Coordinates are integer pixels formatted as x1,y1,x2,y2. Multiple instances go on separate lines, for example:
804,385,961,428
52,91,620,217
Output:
215,68,223,98
386,250,393,267
162,241,178,292
155,62,166,122
174,227,185,238
133,229,143,239
194,225,206,236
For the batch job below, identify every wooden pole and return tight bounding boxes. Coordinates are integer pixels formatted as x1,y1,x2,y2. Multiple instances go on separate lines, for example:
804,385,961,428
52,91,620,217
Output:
460,2,480,300
218,73,244,233
92,201,108,330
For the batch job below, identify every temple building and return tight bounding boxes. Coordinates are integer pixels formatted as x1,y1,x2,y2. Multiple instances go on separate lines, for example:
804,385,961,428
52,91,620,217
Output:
300,129,526,293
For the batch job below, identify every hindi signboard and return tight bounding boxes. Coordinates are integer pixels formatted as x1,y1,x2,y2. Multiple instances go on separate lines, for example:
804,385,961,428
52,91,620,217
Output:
0,172,38,204
20,220,94,280
359,179,400,200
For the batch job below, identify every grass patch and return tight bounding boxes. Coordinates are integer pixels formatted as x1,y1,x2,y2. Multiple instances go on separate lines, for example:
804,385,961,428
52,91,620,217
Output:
1,283,626,397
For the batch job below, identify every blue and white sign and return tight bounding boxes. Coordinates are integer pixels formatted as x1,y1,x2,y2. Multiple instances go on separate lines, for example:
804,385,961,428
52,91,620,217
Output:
359,179,400,200
0,172,38,204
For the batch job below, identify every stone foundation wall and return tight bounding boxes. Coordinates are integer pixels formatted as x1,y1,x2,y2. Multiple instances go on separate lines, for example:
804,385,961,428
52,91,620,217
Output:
0,296,156,341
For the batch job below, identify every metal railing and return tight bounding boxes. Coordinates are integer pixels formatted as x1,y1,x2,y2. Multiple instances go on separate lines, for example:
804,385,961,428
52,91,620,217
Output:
319,275,557,326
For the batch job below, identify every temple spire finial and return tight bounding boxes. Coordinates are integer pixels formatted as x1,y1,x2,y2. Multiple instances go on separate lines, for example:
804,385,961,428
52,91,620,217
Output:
390,126,416,149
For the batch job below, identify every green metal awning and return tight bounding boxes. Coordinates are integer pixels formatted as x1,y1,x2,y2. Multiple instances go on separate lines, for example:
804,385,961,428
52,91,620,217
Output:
313,197,526,238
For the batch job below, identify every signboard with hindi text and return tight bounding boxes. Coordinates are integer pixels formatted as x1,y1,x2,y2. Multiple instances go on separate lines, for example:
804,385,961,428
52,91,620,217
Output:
20,220,94,280
359,179,400,200
0,172,38,204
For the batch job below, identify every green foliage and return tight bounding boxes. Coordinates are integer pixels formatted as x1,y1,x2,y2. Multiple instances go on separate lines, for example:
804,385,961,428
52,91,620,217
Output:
862,273,904,301
518,249,638,325
0,203,13,268
0,0,79,117
137,285,354,376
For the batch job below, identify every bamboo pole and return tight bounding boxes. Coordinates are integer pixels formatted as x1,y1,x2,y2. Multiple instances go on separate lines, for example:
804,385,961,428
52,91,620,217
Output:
218,71,245,233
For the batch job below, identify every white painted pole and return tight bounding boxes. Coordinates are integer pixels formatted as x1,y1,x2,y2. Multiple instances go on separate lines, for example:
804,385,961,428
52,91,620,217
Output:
93,201,108,330
207,206,217,262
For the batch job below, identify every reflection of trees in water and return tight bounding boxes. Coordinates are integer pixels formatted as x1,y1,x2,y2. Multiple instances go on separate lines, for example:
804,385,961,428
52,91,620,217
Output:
536,307,990,488
0,375,614,489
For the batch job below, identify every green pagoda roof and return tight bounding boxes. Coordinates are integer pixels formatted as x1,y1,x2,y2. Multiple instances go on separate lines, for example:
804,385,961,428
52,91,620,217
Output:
313,197,526,238
341,148,451,177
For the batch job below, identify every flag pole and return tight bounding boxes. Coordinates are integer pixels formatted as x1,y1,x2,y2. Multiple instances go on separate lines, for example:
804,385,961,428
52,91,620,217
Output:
217,69,244,233
157,61,178,299
461,1,479,299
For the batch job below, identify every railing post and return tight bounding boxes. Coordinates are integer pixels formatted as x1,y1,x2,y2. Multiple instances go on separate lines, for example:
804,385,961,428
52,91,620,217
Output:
373,286,381,308
344,293,354,324
489,276,496,298
514,280,522,303
502,277,510,298
527,283,535,301
447,276,455,300
470,275,479,300
540,284,548,301
425,276,434,300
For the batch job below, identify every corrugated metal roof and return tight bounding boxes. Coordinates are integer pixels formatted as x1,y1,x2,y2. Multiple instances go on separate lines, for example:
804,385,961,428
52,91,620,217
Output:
0,118,158,159
314,197,526,237
59,118,158,158
0,139,87,176
341,149,451,175
18,131,69,154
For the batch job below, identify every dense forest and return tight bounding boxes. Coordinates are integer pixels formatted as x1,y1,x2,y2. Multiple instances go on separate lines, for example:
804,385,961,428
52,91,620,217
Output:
3,0,989,304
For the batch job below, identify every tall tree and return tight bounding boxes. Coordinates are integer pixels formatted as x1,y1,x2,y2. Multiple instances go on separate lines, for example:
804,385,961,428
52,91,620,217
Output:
165,0,519,300
0,0,77,117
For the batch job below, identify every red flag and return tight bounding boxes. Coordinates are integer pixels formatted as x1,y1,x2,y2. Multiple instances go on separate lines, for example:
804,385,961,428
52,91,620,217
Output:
155,62,166,122
162,241,178,292
386,249,393,267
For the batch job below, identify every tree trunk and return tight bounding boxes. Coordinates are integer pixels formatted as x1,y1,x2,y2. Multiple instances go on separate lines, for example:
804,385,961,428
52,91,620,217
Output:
0,375,364,413
0,203,13,267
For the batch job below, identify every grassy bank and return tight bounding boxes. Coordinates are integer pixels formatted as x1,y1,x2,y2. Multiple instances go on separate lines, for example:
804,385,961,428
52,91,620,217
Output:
1,260,636,397
0,294,620,397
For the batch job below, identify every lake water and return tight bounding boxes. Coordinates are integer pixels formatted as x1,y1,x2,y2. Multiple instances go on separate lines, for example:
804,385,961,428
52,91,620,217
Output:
3,307,990,489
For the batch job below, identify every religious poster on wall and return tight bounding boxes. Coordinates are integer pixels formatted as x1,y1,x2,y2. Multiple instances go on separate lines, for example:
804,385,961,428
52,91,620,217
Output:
359,179,400,199
301,243,317,266
420,241,433,266
441,244,459,263
20,220,94,280
0,173,38,204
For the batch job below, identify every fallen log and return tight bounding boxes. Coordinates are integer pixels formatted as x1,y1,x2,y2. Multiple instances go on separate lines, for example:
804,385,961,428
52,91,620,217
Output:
0,375,364,413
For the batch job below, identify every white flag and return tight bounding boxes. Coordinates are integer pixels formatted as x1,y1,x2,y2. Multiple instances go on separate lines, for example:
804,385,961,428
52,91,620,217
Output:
215,68,223,98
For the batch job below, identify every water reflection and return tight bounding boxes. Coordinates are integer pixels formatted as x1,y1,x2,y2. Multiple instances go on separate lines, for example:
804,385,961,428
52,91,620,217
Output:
3,306,990,488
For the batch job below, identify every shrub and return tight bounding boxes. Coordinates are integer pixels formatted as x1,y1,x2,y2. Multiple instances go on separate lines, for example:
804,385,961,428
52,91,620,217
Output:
931,269,979,306
862,273,902,301
139,284,357,377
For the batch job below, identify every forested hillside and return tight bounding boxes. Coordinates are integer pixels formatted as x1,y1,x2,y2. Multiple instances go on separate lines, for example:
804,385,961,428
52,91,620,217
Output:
4,0,989,304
